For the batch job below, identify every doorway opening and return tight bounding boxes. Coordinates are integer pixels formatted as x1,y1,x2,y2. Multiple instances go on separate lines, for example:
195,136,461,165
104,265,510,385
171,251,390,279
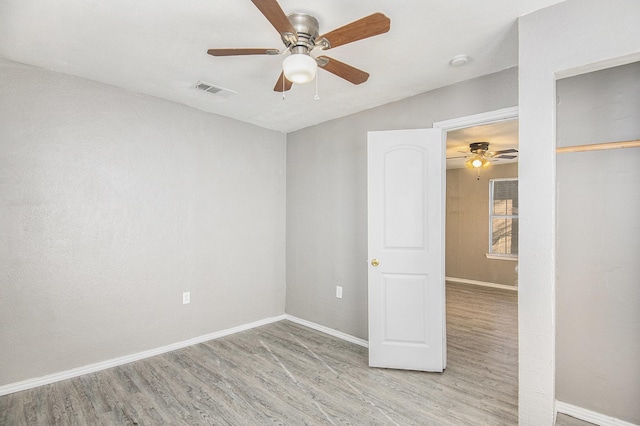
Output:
434,107,519,291
434,107,521,418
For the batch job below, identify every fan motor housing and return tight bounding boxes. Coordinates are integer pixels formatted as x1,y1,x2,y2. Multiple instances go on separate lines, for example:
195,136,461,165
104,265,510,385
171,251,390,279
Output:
284,13,320,50
470,142,490,154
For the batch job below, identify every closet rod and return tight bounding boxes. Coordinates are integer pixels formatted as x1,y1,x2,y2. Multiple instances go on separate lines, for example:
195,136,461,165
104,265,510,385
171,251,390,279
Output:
556,139,640,154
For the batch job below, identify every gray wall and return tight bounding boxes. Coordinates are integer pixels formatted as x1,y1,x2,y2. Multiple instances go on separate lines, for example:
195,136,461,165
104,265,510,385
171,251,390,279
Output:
556,61,640,423
446,163,518,286
286,68,518,340
0,59,286,386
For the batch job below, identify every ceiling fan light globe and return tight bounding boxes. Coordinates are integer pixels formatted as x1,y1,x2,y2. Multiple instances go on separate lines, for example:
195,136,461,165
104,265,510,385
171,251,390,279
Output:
471,158,483,168
283,54,317,84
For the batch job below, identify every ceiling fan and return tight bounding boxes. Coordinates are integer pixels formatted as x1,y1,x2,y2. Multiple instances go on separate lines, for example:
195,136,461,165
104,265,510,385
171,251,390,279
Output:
448,142,518,169
207,0,391,92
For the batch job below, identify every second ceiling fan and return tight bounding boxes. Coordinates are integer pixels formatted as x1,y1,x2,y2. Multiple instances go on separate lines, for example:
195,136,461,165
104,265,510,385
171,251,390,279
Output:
207,0,391,92
448,142,519,169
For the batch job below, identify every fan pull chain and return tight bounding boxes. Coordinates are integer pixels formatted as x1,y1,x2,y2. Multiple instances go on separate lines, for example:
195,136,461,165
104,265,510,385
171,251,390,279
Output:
282,75,286,100
314,72,320,101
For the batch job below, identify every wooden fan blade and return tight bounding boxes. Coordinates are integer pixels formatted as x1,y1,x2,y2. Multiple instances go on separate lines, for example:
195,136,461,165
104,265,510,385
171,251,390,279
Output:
207,48,279,56
317,56,369,85
273,71,293,92
446,155,469,160
319,13,390,49
251,0,297,38
494,154,518,160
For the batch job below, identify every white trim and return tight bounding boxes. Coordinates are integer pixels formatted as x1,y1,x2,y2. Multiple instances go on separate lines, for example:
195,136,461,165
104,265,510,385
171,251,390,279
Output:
446,276,518,291
285,315,369,348
433,106,519,131
555,52,640,80
556,401,638,426
0,314,286,396
485,253,518,261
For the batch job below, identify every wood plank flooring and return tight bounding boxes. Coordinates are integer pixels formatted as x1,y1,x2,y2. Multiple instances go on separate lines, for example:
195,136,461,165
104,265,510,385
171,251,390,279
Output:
555,413,596,426
1,283,520,425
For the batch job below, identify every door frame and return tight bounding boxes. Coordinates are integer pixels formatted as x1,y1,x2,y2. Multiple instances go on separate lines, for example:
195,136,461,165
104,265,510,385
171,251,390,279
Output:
432,105,519,369
432,106,519,134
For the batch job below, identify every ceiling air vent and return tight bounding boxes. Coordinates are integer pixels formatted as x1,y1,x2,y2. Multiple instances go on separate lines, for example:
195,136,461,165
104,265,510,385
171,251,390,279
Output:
192,81,236,97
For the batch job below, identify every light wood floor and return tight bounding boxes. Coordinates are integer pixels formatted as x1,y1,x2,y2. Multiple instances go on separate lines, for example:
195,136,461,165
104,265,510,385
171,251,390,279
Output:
1,283,525,425
555,413,595,426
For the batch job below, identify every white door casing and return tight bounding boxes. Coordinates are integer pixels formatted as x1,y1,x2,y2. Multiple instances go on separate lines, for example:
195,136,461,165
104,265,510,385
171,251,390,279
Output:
367,128,446,372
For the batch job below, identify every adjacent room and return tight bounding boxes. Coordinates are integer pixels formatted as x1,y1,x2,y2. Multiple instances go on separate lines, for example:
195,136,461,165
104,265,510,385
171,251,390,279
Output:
445,119,519,290
1,0,638,424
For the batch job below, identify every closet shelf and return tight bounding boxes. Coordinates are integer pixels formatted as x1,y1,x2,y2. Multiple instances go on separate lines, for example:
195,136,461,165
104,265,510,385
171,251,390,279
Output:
556,139,640,153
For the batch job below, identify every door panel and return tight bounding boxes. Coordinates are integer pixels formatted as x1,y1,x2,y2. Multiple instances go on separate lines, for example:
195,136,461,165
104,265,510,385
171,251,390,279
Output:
383,148,426,248
383,274,427,343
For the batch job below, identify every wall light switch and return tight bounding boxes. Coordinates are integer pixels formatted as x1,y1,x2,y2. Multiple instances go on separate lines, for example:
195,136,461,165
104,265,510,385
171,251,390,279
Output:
183,291,190,304
336,286,343,299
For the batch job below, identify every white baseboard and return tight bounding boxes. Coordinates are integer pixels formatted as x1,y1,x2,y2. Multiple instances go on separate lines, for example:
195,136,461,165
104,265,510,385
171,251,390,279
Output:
0,314,287,397
284,315,369,348
445,276,518,292
556,401,638,426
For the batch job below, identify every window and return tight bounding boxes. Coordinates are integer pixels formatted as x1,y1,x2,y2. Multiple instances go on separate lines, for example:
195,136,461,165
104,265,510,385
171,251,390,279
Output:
489,178,518,258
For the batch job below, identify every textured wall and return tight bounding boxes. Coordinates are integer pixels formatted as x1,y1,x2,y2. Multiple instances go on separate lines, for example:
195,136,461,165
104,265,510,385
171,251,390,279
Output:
0,59,286,386
446,163,518,286
556,61,640,424
518,0,640,423
285,68,518,340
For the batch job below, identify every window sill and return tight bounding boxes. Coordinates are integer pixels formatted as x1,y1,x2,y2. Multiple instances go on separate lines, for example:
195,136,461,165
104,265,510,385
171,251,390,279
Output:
485,253,518,261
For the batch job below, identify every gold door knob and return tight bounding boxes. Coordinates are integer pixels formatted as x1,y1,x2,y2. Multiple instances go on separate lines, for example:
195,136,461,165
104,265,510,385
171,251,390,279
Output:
371,259,380,267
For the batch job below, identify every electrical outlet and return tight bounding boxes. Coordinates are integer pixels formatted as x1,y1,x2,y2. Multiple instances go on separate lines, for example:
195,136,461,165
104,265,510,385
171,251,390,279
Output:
182,291,190,304
336,286,343,299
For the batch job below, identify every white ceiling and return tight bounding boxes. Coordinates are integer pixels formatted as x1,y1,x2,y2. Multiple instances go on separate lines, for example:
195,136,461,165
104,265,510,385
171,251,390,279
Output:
0,0,565,133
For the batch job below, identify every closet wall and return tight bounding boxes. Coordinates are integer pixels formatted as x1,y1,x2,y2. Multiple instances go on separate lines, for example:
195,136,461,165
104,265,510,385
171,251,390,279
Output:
556,61,640,424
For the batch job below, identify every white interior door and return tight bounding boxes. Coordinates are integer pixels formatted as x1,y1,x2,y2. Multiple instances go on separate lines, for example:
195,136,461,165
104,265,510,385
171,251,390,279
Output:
367,128,446,372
